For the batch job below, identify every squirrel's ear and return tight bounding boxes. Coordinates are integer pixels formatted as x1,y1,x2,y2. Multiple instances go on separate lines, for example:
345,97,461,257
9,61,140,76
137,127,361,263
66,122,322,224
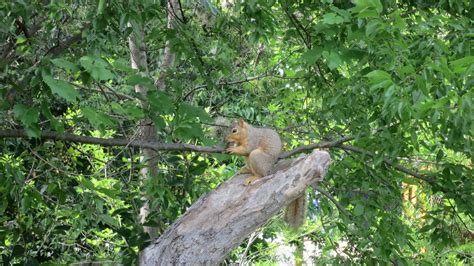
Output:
239,118,246,127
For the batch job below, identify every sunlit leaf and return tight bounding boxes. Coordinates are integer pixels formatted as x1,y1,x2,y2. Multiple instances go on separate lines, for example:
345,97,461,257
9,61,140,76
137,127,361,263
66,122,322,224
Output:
42,74,80,102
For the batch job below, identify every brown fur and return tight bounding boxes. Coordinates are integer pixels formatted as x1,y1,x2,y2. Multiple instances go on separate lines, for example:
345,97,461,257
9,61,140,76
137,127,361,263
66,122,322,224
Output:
284,196,307,229
226,119,282,184
227,119,306,228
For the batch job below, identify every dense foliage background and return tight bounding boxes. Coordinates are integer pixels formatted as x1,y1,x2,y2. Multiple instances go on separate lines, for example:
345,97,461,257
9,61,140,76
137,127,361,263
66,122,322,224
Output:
0,0,472,264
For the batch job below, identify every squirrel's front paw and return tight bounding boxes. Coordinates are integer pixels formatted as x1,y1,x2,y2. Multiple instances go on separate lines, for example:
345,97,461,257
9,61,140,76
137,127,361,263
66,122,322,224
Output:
244,176,259,185
226,147,236,154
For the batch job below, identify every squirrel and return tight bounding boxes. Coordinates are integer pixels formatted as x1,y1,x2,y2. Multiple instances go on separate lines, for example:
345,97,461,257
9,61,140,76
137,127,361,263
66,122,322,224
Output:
226,118,282,185
226,118,307,228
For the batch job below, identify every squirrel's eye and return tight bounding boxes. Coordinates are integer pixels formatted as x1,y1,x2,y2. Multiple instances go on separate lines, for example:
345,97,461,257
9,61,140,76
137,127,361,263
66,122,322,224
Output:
232,128,237,133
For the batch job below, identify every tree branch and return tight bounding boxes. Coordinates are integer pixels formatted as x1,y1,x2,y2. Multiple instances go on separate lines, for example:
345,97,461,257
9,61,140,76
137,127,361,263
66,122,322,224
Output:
313,185,351,219
183,73,272,100
0,129,436,187
70,82,137,101
0,129,354,158
45,22,91,57
337,144,436,185
1,16,46,60
0,129,223,153
278,135,355,159
139,150,331,265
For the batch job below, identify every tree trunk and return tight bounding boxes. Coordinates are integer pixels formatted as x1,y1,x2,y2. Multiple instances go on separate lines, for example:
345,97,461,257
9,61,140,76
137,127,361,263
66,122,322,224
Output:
139,150,331,265
128,0,181,238
155,0,180,91
128,23,159,238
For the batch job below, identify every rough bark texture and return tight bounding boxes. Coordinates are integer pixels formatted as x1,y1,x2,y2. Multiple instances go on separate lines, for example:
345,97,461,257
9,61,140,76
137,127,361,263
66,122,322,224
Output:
140,150,331,265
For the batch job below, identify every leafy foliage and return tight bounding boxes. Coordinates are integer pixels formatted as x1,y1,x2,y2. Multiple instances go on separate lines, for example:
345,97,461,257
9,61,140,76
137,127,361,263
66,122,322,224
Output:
0,0,472,264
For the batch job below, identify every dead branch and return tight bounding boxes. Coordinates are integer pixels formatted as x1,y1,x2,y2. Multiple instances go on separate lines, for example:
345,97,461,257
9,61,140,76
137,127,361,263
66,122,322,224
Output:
139,150,331,265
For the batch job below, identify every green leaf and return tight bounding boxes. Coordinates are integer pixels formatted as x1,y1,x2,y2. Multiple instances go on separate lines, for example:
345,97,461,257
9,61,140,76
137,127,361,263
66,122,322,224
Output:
13,104,39,126
352,0,383,14
366,70,393,90
148,91,174,114
323,51,342,70
126,74,154,87
402,177,419,185
79,56,115,81
453,242,474,253
123,105,145,119
23,108,39,126
99,214,118,227
450,56,474,74
354,204,364,216
111,102,145,119
175,122,204,140
365,20,382,37
110,102,125,114
366,70,392,83
82,107,115,129
322,13,344,25
80,176,95,190
42,74,80,102
24,125,40,138
97,0,105,15
301,47,323,64
51,58,80,73
13,104,27,119
16,36,27,45
351,0,383,17
415,100,435,118
178,103,212,123
152,115,166,130
112,58,134,72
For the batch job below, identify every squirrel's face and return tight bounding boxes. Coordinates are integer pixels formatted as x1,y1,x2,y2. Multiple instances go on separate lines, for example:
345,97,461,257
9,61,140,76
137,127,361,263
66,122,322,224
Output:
226,119,248,144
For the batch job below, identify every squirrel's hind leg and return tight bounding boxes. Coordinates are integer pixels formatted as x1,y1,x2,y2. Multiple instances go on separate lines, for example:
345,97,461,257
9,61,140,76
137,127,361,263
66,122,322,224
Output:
238,165,252,174
244,149,275,185
238,157,253,174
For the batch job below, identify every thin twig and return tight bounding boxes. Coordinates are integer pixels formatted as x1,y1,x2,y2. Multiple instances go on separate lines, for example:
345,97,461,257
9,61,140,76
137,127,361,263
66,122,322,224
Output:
313,185,351,219
183,73,272,100
70,82,137,101
337,144,436,185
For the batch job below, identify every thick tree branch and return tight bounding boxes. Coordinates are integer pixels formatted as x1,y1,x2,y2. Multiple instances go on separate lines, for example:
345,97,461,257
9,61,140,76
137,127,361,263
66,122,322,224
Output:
139,150,331,265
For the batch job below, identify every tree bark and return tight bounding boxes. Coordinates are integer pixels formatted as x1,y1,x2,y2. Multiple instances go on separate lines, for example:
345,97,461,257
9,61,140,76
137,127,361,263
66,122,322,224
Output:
128,22,160,238
154,0,180,90
139,150,331,265
128,0,181,239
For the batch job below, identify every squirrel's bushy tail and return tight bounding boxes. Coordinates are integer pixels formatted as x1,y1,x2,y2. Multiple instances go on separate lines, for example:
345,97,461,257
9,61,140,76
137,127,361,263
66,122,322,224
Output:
284,194,306,229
